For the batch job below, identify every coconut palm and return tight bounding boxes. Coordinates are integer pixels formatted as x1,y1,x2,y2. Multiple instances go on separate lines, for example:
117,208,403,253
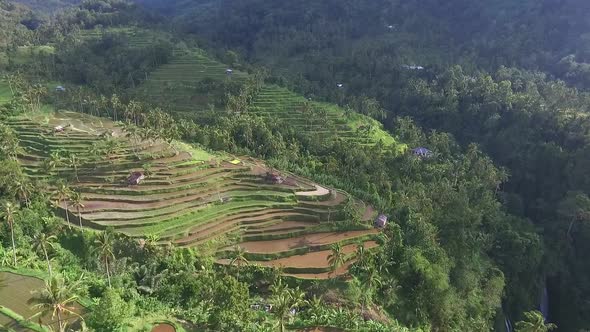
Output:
53,183,72,229
1,201,18,266
69,191,85,230
9,176,33,207
93,231,116,287
48,151,63,175
68,154,81,182
28,274,83,332
515,310,557,332
32,233,57,276
327,243,346,276
354,242,370,270
229,245,249,281
0,124,20,161
270,279,307,332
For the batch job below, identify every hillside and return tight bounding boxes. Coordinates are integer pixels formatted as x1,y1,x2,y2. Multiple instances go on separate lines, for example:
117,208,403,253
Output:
128,1,590,330
73,26,400,148
6,110,381,280
11,0,81,12
0,1,578,331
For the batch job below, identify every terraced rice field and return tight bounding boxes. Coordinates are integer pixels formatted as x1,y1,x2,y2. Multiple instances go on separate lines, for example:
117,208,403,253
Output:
137,50,248,114
6,111,380,279
251,85,396,147
77,27,167,48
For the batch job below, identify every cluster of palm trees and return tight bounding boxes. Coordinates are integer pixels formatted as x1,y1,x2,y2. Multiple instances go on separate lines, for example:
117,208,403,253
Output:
3,73,46,113
61,89,182,153
52,181,85,229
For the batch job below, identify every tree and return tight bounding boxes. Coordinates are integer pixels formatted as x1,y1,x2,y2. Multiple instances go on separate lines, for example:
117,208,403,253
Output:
9,175,33,207
229,245,249,281
47,151,63,176
70,191,85,230
87,288,133,332
53,182,72,228
354,242,369,270
28,274,83,332
32,233,57,277
515,310,557,332
270,279,306,332
94,230,115,287
0,124,20,161
68,154,81,182
1,201,18,266
327,243,346,276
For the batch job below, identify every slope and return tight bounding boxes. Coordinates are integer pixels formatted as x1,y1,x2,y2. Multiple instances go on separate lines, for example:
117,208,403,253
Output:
6,110,382,279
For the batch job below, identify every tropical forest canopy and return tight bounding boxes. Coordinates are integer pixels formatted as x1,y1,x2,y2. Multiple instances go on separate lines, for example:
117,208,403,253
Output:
0,0,589,331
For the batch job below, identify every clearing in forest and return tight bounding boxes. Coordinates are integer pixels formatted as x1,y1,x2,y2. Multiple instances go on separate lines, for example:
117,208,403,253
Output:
6,111,382,279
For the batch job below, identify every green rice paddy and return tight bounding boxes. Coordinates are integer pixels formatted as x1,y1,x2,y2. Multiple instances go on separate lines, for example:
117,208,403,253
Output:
6,111,380,279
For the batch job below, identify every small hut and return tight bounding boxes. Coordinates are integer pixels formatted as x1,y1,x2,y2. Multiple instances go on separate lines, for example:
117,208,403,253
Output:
55,85,66,92
375,214,388,228
127,172,146,185
226,69,234,75
337,83,344,88
265,171,284,185
53,124,71,133
412,147,433,158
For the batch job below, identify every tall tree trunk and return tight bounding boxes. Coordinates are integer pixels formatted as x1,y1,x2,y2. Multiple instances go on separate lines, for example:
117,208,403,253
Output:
105,256,111,288
64,200,71,229
57,310,64,332
43,245,52,276
78,208,83,230
10,223,16,266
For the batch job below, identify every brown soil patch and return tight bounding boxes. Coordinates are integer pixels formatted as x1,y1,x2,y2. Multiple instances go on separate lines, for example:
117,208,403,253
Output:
256,241,378,269
236,229,379,254
151,323,175,332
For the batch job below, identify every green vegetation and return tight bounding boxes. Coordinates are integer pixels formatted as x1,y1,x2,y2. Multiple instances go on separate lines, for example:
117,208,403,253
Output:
5,0,590,330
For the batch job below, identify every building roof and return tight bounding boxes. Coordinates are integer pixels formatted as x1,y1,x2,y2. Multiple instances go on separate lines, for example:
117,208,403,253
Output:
375,214,388,227
412,147,433,157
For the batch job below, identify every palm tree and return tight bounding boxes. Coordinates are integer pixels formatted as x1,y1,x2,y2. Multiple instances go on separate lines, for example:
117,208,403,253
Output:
94,231,116,287
28,274,83,332
515,310,557,332
327,243,346,276
354,242,370,270
1,201,18,266
270,279,307,332
53,183,72,229
229,245,249,281
48,151,63,175
9,176,33,207
69,191,85,229
32,233,57,277
68,154,81,182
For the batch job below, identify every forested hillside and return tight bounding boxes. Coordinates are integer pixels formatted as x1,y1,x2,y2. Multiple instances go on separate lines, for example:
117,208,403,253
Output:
135,1,590,331
1,0,589,331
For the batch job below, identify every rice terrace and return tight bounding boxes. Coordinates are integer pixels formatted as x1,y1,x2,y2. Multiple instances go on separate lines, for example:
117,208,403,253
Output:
5,110,383,279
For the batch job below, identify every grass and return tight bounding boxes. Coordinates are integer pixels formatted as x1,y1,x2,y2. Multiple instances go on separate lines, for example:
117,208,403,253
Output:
0,80,12,105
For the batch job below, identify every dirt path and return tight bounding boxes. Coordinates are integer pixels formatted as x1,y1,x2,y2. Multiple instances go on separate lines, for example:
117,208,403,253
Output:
296,185,330,197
